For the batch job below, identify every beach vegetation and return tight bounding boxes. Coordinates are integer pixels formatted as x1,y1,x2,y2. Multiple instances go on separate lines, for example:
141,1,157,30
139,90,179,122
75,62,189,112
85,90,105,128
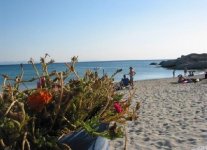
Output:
0,54,139,149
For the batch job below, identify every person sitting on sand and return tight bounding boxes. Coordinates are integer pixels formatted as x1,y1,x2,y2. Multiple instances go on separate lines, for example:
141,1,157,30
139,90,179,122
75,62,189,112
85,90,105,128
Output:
120,75,130,87
205,72,207,79
178,74,187,83
177,74,202,83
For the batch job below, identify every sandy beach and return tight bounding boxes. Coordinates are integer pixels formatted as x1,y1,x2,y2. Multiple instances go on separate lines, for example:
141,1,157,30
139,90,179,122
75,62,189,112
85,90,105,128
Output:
110,75,207,150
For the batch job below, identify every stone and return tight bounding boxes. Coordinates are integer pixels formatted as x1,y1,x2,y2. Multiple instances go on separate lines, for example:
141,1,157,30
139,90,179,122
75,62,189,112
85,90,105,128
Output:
159,53,207,69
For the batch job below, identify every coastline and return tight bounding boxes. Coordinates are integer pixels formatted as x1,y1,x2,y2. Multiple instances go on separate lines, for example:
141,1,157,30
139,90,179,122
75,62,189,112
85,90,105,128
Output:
110,74,207,150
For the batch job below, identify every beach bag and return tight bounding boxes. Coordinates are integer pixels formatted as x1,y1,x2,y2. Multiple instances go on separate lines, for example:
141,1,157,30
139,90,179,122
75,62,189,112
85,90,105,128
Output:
59,124,109,150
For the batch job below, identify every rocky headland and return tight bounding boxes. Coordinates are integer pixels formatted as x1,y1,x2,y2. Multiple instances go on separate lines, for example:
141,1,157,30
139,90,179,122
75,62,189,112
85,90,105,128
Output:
159,53,207,70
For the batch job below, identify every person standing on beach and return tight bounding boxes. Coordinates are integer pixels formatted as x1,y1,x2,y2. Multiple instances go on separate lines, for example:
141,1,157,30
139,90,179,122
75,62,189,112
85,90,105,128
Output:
184,67,187,76
129,67,136,89
173,69,176,78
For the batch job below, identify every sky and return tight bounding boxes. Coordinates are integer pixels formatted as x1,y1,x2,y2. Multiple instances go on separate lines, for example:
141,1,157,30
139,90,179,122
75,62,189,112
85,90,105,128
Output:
0,0,207,62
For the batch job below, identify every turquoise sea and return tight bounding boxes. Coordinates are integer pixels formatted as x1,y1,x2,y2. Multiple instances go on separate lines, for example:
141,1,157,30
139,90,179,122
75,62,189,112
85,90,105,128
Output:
0,60,185,90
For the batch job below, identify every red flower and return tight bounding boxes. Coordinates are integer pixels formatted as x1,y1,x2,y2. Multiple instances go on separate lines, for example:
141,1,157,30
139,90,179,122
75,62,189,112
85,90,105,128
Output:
114,102,123,113
28,89,52,112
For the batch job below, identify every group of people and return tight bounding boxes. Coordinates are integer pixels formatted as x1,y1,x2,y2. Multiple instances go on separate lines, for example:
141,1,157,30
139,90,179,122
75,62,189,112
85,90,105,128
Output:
173,67,189,78
175,67,207,83
119,67,136,89
177,74,201,83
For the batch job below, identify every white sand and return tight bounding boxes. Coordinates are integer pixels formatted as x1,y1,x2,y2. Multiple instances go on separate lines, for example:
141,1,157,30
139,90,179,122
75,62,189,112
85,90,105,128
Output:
110,75,207,150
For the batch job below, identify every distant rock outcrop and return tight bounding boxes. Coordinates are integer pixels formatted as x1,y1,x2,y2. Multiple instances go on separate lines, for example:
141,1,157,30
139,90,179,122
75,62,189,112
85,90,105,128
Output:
159,53,207,69
149,62,158,65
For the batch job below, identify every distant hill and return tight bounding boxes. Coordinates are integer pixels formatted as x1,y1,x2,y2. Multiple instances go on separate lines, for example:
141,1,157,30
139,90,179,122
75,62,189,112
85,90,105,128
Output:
159,53,207,70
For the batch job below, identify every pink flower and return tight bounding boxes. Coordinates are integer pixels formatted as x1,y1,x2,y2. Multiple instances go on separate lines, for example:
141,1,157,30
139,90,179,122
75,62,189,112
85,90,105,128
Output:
114,102,123,113
40,77,46,86
37,77,46,88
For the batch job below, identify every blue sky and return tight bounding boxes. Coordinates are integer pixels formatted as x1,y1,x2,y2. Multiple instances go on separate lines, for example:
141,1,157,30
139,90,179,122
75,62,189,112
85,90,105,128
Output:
1,0,207,62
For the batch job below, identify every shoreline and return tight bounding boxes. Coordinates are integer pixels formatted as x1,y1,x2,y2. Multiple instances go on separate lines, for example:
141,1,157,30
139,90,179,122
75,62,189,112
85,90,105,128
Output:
110,74,207,150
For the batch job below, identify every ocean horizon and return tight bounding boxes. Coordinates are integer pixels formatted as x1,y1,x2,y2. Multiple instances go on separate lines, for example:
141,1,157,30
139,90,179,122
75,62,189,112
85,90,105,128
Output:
0,59,200,90
0,58,169,65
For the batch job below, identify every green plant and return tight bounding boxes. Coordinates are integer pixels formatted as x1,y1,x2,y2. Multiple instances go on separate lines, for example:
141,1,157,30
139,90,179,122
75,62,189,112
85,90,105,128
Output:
0,54,139,150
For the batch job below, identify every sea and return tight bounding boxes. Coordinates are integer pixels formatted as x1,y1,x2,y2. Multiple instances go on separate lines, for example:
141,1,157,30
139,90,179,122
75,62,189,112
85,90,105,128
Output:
0,60,187,90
